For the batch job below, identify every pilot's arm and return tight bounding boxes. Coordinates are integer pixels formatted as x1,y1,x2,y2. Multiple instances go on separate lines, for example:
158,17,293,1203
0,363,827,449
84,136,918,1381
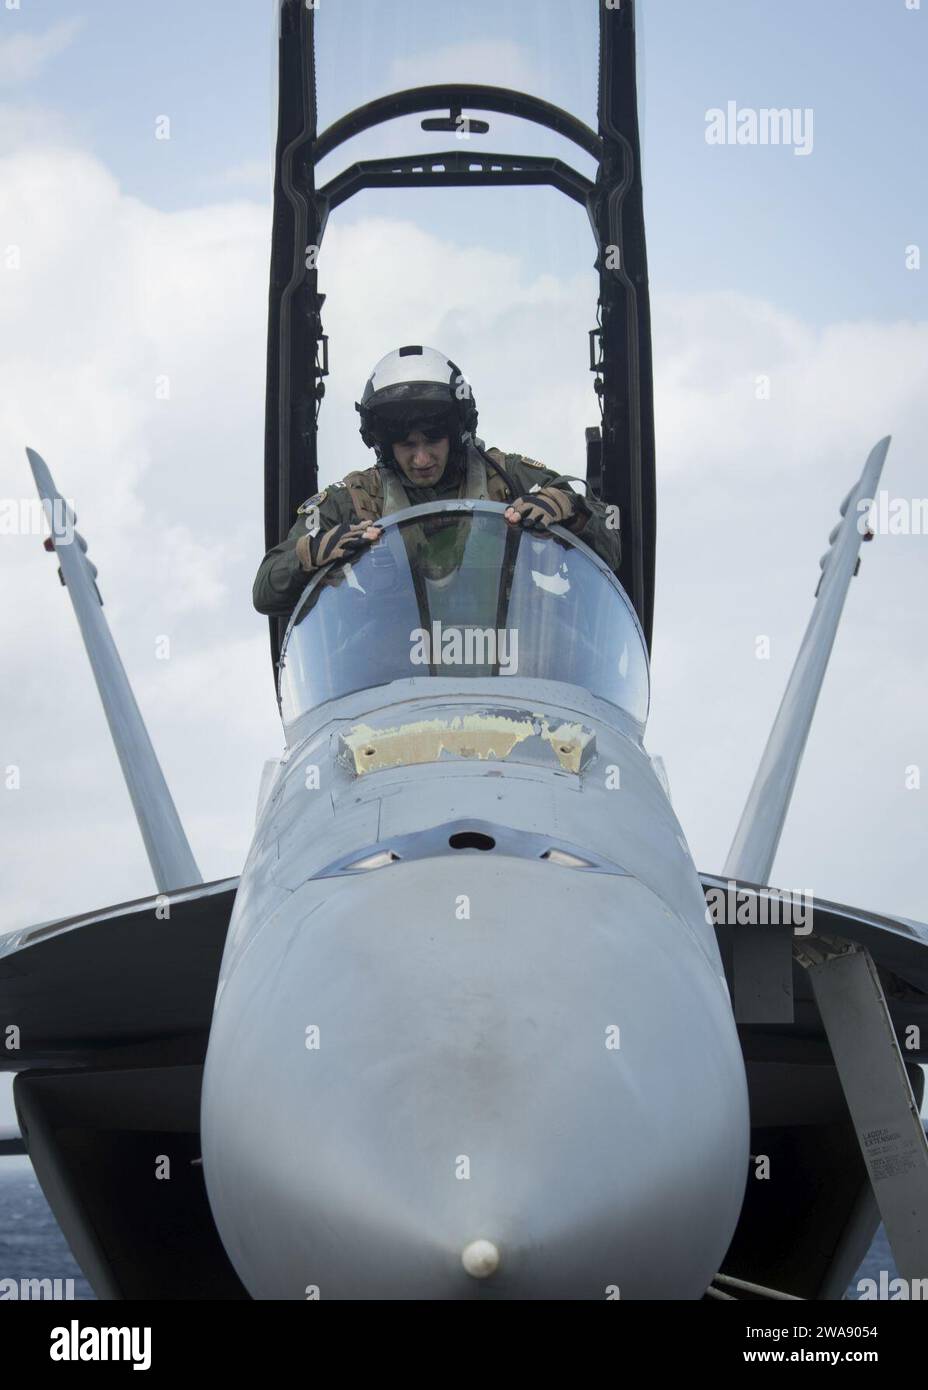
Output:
499,455,622,577
252,487,373,617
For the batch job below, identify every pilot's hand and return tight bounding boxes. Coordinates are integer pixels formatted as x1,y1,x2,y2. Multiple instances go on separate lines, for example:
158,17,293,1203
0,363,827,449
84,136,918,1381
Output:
297,521,381,572
505,487,577,532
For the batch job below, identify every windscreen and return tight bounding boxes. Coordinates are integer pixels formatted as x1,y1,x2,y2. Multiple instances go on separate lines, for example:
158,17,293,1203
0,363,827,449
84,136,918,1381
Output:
279,508,649,722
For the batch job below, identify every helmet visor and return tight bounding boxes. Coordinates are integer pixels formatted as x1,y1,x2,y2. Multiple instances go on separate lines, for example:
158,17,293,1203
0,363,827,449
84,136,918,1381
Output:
370,401,455,445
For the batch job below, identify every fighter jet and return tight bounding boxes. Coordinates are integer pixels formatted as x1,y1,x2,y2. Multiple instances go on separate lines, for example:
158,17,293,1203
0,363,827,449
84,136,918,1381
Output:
2,1,927,1301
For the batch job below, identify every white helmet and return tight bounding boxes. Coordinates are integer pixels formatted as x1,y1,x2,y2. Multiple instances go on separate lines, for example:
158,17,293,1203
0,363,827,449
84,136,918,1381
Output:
355,345,478,457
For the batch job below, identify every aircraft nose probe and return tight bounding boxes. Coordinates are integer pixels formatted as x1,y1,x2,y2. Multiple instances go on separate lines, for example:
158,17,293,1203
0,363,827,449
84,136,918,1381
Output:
462,1240,500,1279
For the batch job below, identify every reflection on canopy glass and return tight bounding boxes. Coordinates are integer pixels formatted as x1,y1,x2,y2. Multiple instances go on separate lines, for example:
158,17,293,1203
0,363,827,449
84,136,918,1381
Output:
279,509,649,723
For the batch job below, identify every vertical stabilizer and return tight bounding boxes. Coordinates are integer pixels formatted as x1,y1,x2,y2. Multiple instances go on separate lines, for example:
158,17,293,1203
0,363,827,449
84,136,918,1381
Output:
27,448,202,893
723,437,891,886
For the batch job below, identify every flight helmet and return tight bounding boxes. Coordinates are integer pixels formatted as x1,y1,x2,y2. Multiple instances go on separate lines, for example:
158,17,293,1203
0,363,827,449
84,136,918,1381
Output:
355,345,477,463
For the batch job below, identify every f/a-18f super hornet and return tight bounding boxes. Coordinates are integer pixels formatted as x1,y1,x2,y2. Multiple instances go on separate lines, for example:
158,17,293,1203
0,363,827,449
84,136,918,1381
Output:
3,1,927,1300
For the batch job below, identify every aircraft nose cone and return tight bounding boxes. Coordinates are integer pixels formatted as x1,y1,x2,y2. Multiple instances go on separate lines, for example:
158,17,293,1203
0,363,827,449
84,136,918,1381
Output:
202,858,748,1299
462,1239,500,1279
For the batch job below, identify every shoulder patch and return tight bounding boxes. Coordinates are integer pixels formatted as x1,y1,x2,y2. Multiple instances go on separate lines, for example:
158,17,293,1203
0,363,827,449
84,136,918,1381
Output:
507,452,546,471
343,466,383,496
297,490,327,514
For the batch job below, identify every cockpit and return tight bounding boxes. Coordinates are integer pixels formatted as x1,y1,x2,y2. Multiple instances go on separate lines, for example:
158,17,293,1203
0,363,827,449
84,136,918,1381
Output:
278,502,649,725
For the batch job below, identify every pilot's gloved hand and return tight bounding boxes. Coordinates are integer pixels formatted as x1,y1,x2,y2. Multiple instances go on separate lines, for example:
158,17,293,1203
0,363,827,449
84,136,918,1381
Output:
505,487,578,533
296,521,381,572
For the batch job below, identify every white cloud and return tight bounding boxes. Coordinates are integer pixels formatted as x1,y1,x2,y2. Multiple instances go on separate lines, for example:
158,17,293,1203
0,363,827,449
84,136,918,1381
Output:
0,139,279,941
0,17,84,86
657,294,926,480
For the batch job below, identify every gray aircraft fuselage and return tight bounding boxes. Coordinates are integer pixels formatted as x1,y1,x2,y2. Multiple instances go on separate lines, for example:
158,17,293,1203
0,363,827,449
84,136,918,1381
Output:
201,504,750,1299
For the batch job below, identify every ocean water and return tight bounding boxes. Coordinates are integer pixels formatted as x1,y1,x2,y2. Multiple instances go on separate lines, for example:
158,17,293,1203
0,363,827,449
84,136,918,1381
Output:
0,1164,899,1301
0,1167,94,1299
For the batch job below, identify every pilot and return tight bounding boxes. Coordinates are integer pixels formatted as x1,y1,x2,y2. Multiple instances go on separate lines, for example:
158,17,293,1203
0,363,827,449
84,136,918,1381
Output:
253,344,621,618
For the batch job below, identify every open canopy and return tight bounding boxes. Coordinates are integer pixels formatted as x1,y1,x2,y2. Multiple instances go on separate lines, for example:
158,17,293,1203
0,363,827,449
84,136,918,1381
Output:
265,0,656,673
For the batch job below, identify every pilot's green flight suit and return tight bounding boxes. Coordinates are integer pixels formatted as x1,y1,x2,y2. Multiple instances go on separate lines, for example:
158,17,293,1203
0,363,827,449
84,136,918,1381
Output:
252,446,621,619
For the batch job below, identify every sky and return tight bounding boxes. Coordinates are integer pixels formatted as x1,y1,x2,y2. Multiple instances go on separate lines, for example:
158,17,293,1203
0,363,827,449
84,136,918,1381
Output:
1,0,926,1138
